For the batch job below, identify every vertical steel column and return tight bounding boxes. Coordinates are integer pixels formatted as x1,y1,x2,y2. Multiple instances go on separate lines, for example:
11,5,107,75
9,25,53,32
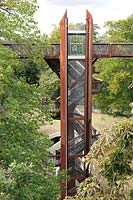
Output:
60,10,93,199
60,11,68,200
85,10,93,155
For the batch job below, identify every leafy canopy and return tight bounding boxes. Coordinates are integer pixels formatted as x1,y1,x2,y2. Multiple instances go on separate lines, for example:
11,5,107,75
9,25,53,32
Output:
0,0,60,199
94,15,133,117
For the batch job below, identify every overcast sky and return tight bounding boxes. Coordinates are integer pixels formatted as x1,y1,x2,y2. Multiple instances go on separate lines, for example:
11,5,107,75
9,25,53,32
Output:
35,0,133,35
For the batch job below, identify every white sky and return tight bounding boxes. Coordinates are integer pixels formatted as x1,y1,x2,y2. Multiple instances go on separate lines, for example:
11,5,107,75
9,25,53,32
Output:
35,0,133,35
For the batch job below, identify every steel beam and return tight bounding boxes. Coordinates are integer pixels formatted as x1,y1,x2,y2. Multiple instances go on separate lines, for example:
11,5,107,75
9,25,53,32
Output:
85,10,93,155
60,10,68,200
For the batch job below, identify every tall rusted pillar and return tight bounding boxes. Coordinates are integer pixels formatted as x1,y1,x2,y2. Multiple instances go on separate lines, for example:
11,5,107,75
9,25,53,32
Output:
60,10,68,200
85,10,93,154
60,10,93,199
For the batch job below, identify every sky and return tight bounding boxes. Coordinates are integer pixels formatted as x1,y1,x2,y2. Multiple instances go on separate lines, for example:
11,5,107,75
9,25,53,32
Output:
35,0,133,35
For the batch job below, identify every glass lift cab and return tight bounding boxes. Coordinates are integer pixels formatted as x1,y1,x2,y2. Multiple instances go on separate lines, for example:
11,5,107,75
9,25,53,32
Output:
68,30,85,59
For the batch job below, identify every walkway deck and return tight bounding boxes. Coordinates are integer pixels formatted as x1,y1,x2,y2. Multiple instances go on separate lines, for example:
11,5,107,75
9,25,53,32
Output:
44,43,133,58
2,43,133,58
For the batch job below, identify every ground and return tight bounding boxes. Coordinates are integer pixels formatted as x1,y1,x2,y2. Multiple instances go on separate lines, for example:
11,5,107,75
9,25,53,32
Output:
39,112,123,135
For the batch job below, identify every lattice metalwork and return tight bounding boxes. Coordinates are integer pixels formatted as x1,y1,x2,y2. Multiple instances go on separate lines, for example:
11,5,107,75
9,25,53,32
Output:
59,10,93,199
68,157,85,177
3,43,133,58
93,43,133,57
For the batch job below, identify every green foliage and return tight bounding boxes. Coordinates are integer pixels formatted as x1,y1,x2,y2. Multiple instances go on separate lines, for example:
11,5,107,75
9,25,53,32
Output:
95,57,133,117
0,64,60,200
68,23,100,42
94,15,133,117
104,15,133,42
0,0,40,42
66,120,133,200
49,23,100,43
68,22,85,30
39,68,60,98
49,25,60,43
0,161,60,200
0,0,60,199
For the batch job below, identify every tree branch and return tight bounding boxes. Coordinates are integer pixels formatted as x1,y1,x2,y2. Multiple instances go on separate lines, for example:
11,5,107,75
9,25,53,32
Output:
0,6,11,15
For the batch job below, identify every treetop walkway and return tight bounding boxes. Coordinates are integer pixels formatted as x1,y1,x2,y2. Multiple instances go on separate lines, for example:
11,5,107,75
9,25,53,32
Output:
3,42,133,75
44,43,133,58
3,42,133,58
3,42,132,78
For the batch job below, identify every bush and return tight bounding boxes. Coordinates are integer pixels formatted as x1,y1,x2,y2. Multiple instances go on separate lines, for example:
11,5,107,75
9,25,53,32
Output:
66,120,133,200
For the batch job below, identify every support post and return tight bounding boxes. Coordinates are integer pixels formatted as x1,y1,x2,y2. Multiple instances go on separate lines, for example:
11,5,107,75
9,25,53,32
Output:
85,10,93,155
60,11,68,200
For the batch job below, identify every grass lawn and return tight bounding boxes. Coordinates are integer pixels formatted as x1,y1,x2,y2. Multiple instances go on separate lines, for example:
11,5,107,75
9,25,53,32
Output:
39,120,60,135
92,112,123,131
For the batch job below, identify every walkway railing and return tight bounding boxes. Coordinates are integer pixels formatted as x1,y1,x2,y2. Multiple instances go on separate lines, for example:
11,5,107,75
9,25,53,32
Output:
2,43,133,58
44,43,133,58
93,43,133,57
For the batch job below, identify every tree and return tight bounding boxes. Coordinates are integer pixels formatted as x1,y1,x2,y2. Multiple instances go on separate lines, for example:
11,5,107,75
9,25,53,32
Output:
0,0,40,42
104,15,133,43
49,22,100,43
0,0,60,199
49,25,60,43
68,22,100,42
68,22,85,30
94,15,133,117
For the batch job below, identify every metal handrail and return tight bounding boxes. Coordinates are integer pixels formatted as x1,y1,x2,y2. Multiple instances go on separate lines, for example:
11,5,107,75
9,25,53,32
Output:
2,43,133,58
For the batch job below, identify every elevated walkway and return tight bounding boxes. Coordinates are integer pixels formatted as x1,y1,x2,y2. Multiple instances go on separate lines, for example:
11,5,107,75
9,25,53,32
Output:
2,43,133,77
44,43,133,58
44,43,133,76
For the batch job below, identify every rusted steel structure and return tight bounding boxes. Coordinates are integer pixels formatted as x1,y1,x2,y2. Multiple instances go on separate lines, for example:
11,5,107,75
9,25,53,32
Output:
4,43,133,60
45,43,133,58
1,10,133,199
59,10,93,198
44,12,133,199
60,11,68,198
